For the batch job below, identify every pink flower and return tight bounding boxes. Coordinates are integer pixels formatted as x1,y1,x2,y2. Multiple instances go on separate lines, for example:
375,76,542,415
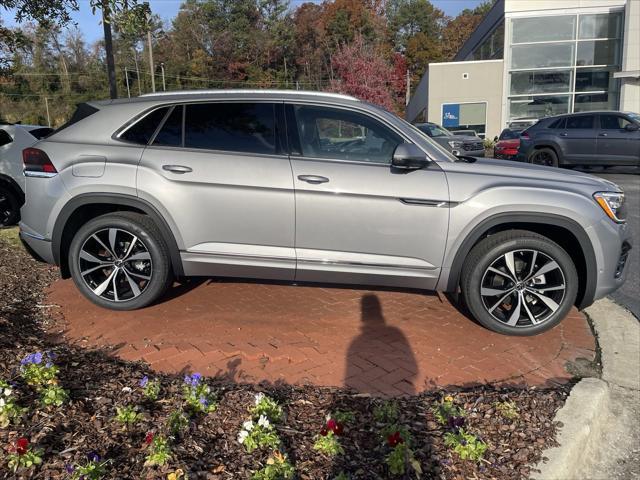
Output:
145,432,154,445
16,438,29,455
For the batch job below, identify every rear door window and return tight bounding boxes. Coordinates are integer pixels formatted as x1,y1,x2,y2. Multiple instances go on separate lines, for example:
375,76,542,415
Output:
121,107,170,144
566,115,594,129
548,118,566,129
184,103,276,155
153,106,183,147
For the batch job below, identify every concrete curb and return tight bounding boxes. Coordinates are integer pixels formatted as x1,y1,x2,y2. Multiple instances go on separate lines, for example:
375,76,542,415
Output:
531,298,640,480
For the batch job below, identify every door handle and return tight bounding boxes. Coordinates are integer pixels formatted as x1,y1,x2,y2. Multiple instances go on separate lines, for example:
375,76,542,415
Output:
162,165,193,174
298,175,329,184
599,133,608,137
559,133,568,137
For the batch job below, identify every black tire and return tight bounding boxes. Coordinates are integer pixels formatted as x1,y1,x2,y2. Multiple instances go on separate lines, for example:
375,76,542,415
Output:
0,186,20,227
461,230,578,336
528,147,559,168
68,212,172,310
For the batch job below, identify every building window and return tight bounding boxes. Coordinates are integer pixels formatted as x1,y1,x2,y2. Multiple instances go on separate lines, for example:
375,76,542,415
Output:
471,23,505,60
507,11,622,121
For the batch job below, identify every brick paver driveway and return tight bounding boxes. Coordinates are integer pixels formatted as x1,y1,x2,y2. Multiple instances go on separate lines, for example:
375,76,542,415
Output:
48,278,596,396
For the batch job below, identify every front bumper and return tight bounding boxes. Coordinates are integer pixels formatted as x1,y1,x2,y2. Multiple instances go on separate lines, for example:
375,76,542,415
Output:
584,217,633,307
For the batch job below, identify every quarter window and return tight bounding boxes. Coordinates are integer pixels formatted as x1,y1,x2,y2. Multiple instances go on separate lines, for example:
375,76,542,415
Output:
121,107,170,144
153,106,183,147
600,115,631,130
292,105,402,164
566,115,594,129
0,129,12,147
184,103,276,155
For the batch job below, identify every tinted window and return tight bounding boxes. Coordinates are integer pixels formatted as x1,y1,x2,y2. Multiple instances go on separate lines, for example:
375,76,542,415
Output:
153,106,183,147
499,129,521,140
600,114,632,130
184,103,276,154
0,129,12,146
548,118,566,129
28,127,54,140
121,107,169,144
566,115,594,129
294,105,402,164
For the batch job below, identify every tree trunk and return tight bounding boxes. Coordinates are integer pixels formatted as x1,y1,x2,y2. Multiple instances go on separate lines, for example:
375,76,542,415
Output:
102,0,118,99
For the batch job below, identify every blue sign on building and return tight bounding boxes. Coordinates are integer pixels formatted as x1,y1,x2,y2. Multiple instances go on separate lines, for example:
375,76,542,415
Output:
442,104,460,128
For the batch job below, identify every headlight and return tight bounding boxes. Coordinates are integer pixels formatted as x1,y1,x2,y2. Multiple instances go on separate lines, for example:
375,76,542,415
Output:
448,140,463,149
594,191,626,223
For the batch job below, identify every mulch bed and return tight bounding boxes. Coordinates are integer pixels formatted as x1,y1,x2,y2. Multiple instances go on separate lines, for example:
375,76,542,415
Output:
0,233,569,479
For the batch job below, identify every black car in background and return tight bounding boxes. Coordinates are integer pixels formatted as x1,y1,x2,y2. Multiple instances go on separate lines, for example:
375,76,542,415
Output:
518,111,640,167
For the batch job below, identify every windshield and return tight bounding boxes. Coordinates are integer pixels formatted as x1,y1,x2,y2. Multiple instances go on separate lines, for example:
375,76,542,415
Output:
417,124,451,138
628,112,640,123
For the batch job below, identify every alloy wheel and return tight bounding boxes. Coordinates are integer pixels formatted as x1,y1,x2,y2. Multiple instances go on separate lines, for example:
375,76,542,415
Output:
0,192,13,226
531,151,553,166
78,228,153,302
480,249,566,328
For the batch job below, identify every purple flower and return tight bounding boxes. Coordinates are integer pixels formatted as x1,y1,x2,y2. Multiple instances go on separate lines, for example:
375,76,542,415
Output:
33,352,43,364
87,452,101,463
447,416,466,431
65,464,75,473
184,373,202,387
140,376,149,388
199,396,208,407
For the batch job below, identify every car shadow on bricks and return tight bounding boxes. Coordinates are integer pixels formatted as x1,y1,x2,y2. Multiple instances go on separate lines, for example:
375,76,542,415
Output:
344,294,418,397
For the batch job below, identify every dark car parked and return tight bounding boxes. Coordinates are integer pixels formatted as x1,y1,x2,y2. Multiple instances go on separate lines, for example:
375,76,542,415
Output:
518,111,640,167
494,128,522,160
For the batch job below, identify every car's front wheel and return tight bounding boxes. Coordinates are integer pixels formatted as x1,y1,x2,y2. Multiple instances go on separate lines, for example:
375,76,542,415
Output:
528,147,559,168
461,230,578,336
68,212,172,310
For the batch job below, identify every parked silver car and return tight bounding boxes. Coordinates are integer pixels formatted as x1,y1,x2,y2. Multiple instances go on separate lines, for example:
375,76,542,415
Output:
415,122,485,157
0,123,53,226
20,90,631,336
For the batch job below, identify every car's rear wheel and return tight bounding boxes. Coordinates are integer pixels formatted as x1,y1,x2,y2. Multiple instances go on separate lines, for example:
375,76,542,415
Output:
529,148,559,168
68,212,172,310
0,187,20,227
461,230,578,336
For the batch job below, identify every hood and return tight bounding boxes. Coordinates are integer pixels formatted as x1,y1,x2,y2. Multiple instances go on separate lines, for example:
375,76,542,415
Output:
440,157,622,192
453,135,482,142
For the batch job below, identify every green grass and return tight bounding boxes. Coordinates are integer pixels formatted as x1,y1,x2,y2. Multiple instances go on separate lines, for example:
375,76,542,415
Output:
0,227,21,248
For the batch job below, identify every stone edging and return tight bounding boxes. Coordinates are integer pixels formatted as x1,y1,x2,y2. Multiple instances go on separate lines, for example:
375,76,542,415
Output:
531,298,639,480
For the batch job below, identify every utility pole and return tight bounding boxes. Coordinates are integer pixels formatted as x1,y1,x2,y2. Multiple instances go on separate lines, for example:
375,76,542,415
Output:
44,97,51,127
146,5,155,93
125,67,131,98
102,0,117,99
160,62,166,91
405,69,411,106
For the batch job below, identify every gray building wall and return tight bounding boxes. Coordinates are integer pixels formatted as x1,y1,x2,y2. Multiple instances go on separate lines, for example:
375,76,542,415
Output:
427,60,504,139
618,0,639,111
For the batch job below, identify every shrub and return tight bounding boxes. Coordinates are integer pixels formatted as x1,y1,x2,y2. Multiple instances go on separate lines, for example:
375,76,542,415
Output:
443,429,488,462
251,393,283,423
251,451,295,480
237,416,281,453
114,405,143,426
144,435,171,467
183,373,217,414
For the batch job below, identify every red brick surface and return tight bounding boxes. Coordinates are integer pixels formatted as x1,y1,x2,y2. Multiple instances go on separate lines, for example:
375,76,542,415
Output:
47,278,596,396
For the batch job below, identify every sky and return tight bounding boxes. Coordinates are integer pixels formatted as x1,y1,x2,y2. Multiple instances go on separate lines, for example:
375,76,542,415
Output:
2,0,485,44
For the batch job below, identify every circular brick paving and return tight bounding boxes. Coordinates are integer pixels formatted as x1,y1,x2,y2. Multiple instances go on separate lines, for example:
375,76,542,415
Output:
47,278,596,396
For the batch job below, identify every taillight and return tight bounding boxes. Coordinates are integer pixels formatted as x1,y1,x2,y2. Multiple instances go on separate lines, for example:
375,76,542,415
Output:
22,148,58,176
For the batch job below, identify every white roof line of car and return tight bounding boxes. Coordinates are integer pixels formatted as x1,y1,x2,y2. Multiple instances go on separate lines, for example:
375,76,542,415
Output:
140,89,359,102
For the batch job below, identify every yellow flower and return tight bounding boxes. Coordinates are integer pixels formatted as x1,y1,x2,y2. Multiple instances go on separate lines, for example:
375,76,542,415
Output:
167,468,184,480
444,395,454,403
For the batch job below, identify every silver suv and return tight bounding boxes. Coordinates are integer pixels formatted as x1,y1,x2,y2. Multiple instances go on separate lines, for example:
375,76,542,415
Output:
19,90,632,336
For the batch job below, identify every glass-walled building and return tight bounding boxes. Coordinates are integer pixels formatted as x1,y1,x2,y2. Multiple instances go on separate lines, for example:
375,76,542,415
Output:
406,0,639,139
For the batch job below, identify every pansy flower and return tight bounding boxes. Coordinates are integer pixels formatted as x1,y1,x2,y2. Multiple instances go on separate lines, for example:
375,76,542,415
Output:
16,437,29,455
87,451,101,463
139,376,149,388
387,431,404,448
145,432,154,445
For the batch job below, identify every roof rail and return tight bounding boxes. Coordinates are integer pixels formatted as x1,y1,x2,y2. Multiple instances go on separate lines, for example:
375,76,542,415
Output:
140,89,359,101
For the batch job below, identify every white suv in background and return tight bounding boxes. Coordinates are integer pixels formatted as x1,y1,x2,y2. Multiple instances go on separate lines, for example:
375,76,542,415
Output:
0,123,53,226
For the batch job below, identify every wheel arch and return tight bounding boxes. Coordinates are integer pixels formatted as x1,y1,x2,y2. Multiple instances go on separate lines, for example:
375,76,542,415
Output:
52,193,184,279
530,143,562,163
446,212,597,309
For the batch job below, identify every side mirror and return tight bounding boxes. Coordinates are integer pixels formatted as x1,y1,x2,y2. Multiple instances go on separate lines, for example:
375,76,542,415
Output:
391,143,430,170
624,123,639,132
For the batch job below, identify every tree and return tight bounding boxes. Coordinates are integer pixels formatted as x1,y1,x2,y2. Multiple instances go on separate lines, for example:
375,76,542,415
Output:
441,0,493,60
328,35,404,113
